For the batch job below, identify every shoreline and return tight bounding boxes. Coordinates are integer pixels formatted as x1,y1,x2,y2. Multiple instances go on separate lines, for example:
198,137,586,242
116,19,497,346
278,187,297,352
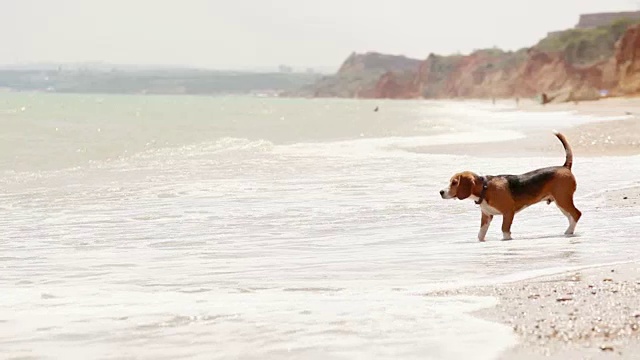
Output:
428,263,640,359
516,97,640,157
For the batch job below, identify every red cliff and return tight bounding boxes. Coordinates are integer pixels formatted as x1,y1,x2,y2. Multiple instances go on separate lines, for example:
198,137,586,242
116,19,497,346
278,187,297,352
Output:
409,49,603,101
604,24,640,94
366,71,419,99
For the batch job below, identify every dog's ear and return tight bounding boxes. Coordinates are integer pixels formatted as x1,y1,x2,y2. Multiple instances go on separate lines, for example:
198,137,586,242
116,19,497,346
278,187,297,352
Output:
455,174,474,200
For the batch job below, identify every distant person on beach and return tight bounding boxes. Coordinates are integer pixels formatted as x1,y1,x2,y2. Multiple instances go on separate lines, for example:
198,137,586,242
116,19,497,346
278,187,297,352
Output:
541,93,549,105
374,106,379,112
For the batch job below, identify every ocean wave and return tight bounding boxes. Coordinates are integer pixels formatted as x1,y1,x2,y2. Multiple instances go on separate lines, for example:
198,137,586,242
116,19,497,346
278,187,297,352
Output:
131,137,275,160
274,130,526,159
0,137,276,185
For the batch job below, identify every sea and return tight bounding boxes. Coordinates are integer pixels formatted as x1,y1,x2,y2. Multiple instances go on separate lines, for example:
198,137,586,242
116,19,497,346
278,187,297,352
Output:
1,93,640,360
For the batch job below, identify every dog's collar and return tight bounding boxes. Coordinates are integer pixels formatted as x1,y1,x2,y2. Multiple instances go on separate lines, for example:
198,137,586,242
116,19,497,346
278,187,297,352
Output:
475,176,488,205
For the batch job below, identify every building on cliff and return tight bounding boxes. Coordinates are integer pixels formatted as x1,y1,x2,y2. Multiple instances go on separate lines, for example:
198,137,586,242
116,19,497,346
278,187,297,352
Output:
547,11,640,37
576,11,640,29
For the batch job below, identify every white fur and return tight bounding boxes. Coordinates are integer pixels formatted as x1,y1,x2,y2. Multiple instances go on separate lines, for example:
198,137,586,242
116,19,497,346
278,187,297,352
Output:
478,220,491,242
440,186,454,199
565,217,577,235
481,202,502,216
502,232,512,240
471,196,502,216
558,207,577,235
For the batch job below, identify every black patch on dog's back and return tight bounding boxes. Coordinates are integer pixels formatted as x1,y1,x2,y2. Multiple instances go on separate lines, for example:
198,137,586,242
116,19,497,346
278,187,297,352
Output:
495,166,559,198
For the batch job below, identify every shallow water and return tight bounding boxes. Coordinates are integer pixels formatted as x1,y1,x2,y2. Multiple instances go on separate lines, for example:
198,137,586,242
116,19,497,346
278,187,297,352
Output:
1,94,638,359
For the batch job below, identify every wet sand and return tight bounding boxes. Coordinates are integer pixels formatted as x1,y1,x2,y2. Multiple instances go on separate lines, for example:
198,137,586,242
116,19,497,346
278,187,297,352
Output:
429,262,640,359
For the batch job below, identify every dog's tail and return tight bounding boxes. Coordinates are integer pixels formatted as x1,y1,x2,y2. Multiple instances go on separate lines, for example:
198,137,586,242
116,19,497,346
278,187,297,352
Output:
553,130,573,170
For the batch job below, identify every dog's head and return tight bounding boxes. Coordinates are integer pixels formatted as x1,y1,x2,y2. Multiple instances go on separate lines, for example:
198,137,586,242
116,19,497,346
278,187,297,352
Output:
440,172,477,200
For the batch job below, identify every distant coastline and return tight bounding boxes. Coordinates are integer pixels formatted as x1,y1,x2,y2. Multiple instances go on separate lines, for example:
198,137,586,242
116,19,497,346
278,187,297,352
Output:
0,67,321,96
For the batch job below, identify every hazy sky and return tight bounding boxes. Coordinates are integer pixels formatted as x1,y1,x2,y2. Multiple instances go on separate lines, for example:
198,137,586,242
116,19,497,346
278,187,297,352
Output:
2,0,639,70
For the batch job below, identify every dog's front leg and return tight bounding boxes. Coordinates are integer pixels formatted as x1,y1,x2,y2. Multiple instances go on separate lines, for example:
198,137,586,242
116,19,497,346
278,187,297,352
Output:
478,212,493,242
501,211,514,240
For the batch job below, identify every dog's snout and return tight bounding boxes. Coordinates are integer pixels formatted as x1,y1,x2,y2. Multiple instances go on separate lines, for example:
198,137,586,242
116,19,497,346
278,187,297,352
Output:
439,190,445,196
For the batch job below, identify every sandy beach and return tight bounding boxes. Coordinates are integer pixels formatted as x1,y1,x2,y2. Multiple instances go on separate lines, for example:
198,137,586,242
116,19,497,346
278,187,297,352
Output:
428,97,640,359
415,97,640,157
521,97,640,156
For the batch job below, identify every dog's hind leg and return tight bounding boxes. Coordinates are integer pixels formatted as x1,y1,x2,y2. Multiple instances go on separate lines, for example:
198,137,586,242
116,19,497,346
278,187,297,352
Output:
501,211,514,240
555,195,582,235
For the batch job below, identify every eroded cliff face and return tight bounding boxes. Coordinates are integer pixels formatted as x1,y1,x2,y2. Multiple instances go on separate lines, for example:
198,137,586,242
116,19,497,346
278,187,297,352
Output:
367,49,601,101
425,50,524,98
604,24,640,94
496,50,602,102
365,71,418,99
360,46,614,101
305,49,606,101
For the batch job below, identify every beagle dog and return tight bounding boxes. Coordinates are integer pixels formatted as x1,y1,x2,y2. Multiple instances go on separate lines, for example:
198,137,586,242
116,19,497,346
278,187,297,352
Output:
439,131,581,241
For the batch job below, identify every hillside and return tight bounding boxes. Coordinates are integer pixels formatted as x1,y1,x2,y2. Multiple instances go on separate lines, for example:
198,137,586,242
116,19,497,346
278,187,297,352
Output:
298,15,640,102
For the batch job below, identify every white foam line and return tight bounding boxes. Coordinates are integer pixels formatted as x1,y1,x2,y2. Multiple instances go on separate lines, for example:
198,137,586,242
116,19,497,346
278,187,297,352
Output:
477,260,634,286
275,130,527,158
575,182,640,201
416,260,635,296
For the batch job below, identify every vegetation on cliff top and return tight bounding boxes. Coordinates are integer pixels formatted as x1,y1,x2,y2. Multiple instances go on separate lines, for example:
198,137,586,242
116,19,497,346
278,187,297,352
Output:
536,18,640,65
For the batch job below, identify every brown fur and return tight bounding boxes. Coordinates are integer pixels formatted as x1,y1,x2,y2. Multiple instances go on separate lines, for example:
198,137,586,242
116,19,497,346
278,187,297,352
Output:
440,132,581,241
